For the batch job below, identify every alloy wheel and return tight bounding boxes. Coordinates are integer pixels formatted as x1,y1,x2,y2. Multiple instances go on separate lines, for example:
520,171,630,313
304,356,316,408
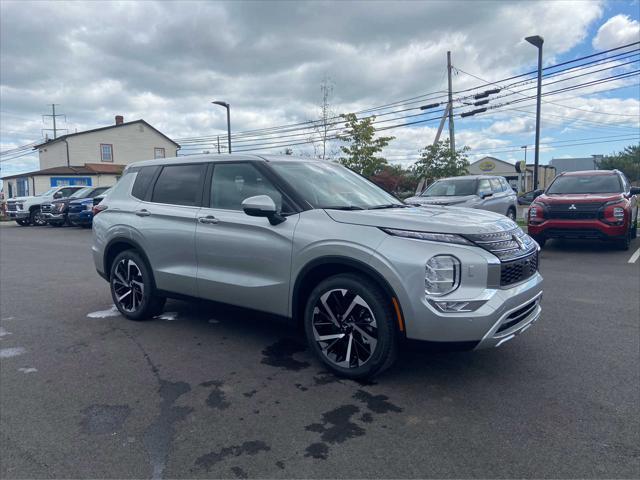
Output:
507,209,516,221
112,258,145,313
311,288,378,369
32,211,47,226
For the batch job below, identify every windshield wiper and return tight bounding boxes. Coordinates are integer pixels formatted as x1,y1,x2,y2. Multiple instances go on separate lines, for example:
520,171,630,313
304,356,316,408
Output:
323,205,365,210
368,204,410,210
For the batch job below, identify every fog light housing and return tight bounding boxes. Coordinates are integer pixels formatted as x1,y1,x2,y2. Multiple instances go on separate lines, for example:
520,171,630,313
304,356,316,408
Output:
430,300,487,313
425,255,460,296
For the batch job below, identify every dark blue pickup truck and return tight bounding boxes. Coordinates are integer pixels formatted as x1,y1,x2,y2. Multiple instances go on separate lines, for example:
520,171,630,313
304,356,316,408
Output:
68,188,111,227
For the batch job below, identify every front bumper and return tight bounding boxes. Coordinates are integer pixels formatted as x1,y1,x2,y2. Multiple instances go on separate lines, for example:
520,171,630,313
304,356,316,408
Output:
528,219,627,239
42,212,66,222
7,210,29,220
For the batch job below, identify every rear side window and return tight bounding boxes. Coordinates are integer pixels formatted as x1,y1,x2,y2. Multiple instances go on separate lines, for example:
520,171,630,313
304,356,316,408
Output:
131,166,159,200
151,164,207,206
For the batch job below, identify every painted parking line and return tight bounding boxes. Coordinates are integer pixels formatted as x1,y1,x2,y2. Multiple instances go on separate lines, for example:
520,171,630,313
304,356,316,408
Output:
629,246,640,264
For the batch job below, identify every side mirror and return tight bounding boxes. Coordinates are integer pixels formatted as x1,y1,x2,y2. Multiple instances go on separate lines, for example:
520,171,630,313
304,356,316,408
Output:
479,190,493,199
53,192,63,199
630,186,640,196
242,195,285,225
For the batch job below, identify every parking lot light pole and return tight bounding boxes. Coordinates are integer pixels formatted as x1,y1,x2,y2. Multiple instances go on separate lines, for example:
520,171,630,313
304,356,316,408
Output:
212,101,231,153
525,35,543,191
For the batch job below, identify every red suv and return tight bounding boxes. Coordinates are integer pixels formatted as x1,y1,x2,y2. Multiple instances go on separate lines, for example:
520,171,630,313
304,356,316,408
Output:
528,170,639,250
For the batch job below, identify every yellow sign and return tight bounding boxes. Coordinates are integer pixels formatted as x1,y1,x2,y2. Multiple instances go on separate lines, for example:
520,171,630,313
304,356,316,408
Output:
478,160,496,171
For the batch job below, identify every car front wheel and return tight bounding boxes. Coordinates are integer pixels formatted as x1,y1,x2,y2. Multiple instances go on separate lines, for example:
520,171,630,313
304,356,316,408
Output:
109,250,165,320
30,208,46,226
304,273,398,379
16,219,30,226
506,207,517,221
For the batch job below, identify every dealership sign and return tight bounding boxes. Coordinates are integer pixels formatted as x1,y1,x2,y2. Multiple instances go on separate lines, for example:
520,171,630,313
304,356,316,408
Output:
478,160,496,171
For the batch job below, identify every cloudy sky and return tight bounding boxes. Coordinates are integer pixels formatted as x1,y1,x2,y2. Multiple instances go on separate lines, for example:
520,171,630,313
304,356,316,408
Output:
1,0,639,179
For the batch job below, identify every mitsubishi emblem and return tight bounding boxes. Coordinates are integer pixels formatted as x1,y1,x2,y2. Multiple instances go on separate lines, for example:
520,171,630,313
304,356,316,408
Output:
568,204,577,210
513,234,525,250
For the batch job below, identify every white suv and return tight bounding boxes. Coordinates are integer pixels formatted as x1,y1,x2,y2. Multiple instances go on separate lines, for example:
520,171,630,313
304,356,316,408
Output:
93,155,543,378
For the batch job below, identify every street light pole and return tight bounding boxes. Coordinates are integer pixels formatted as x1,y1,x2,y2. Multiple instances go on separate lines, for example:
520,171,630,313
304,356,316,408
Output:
521,145,527,192
525,35,544,190
212,101,231,153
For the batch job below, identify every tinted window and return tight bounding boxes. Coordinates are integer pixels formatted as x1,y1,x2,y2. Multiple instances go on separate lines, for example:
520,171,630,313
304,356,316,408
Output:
547,175,622,194
211,163,284,211
151,164,206,206
132,166,159,200
489,178,503,193
422,179,477,197
90,187,109,197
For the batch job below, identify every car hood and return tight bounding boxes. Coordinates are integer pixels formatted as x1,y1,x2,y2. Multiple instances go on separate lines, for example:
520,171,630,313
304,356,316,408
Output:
404,194,477,206
324,205,517,235
538,193,623,203
7,195,36,203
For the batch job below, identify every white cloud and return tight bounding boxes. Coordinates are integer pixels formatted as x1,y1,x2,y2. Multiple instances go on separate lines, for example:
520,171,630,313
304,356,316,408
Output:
592,14,640,50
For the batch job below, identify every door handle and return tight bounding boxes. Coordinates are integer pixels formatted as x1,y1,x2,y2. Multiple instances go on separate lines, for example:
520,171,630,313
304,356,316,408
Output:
135,209,151,217
198,215,219,224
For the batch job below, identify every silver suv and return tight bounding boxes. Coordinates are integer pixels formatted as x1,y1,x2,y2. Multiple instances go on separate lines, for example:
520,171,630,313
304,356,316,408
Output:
93,155,542,378
405,175,518,220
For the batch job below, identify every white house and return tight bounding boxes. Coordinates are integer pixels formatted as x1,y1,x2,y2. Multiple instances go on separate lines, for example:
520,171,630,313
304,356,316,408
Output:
2,116,180,198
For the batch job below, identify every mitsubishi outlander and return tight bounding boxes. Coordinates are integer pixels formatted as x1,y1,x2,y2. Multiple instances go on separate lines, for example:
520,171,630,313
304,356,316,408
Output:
92,155,543,378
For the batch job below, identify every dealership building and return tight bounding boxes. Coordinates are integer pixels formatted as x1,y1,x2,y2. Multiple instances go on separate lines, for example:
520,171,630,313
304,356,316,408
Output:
2,116,179,198
468,156,556,192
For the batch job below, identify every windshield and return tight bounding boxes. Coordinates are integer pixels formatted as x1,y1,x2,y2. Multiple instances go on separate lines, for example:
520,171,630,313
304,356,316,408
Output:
421,178,477,197
547,175,622,194
39,188,57,197
270,161,403,210
70,187,92,198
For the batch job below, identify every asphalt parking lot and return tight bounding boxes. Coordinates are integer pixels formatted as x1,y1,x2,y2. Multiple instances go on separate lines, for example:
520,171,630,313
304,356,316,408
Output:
1,222,638,479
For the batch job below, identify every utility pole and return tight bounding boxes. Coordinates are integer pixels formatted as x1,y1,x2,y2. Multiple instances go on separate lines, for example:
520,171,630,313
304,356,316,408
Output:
217,135,221,154
447,51,455,155
42,104,66,139
525,35,544,190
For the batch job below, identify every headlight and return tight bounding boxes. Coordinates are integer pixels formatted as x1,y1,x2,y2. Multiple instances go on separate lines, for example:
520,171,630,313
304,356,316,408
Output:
381,228,472,246
16,202,24,210
425,255,460,296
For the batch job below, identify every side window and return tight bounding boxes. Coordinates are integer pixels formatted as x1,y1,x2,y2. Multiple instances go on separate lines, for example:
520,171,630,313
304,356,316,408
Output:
500,178,510,192
131,166,160,200
489,178,503,193
478,179,491,194
90,187,108,198
60,187,78,197
210,163,285,212
151,164,207,206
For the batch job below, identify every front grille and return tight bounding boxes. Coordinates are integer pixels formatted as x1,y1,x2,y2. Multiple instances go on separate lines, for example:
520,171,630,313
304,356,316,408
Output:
41,203,53,213
464,227,537,261
500,252,538,287
546,202,602,220
544,228,604,239
68,203,84,214
7,203,17,212
497,299,538,333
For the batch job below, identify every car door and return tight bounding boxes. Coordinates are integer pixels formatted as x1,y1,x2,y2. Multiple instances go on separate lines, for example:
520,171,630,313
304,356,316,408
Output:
476,178,499,212
487,178,507,214
195,161,299,316
133,163,207,296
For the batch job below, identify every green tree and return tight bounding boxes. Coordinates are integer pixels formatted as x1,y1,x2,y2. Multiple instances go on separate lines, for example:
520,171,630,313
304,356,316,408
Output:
412,139,470,183
598,144,640,182
338,113,395,177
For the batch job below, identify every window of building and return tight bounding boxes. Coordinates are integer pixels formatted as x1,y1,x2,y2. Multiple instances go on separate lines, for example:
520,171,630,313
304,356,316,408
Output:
100,144,113,162
210,163,285,211
17,178,29,197
154,147,166,159
151,164,207,206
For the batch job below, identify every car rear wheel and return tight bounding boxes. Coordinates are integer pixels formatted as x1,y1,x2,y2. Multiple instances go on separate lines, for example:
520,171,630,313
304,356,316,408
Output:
303,273,398,379
506,207,517,221
109,250,166,321
30,208,46,226
15,219,30,226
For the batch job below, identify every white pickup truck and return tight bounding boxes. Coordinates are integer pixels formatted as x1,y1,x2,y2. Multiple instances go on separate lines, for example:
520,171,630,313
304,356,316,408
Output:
6,186,84,226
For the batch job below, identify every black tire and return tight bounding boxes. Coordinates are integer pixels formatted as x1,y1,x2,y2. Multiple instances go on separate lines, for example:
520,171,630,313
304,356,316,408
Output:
15,219,30,226
506,207,517,221
109,249,166,321
29,208,46,226
303,273,398,379
616,227,632,251
532,235,546,248
632,213,638,239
